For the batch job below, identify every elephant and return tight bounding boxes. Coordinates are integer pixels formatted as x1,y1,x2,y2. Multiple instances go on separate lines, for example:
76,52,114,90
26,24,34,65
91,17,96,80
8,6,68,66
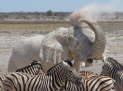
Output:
8,10,106,72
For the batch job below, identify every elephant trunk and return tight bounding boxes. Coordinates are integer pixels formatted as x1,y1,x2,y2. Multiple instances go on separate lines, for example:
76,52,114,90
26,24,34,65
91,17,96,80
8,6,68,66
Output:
80,20,106,60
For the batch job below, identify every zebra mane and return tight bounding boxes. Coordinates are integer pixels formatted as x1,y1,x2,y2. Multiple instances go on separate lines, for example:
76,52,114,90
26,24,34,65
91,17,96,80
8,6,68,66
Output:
47,62,63,75
47,60,72,75
31,60,41,66
16,60,42,72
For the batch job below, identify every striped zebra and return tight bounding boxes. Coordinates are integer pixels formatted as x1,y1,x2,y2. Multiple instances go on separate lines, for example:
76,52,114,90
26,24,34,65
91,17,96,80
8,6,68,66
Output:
0,60,42,90
0,72,34,91
61,71,115,91
2,60,81,91
16,60,44,75
101,57,123,91
0,78,4,91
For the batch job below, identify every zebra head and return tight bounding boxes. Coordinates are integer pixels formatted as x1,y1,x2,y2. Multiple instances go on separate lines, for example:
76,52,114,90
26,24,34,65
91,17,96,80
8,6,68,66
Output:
31,60,43,70
101,57,123,76
47,59,81,87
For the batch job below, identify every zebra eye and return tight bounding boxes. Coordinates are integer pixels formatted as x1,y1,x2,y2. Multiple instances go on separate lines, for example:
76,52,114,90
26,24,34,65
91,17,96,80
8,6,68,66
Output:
76,41,79,46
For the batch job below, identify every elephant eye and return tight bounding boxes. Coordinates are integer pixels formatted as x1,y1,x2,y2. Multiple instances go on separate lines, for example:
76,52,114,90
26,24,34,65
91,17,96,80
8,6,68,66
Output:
76,42,79,46
87,59,93,63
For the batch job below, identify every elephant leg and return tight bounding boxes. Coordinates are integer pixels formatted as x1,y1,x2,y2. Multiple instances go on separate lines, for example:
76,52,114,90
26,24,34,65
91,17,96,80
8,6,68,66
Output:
8,59,17,72
73,59,80,71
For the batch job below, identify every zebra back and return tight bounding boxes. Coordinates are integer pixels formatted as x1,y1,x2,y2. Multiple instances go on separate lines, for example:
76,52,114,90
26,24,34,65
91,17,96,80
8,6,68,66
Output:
86,75,115,91
81,71,115,91
16,60,44,75
79,71,98,79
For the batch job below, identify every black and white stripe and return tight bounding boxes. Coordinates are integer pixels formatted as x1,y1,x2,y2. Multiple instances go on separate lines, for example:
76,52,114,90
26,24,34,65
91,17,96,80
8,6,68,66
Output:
101,57,123,90
83,75,115,91
16,61,43,75
61,71,115,91
101,57,123,76
2,60,80,91
0,61,43,91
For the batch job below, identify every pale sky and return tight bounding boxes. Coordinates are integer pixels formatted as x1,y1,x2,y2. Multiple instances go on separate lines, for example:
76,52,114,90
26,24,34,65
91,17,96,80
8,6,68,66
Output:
0,0,122,12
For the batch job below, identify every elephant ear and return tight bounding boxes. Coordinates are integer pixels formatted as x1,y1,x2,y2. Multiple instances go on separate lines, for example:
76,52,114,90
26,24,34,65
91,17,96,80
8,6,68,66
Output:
55,35,77,50
39,34,75,68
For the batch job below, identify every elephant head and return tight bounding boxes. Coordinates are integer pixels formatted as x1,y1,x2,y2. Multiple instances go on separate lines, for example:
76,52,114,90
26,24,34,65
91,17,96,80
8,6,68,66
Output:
56,12,106,71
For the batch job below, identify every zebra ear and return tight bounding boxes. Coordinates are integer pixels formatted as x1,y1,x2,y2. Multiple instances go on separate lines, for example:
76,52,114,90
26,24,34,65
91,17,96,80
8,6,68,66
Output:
103,57,109,63
63,60,73,67
71,60,75,66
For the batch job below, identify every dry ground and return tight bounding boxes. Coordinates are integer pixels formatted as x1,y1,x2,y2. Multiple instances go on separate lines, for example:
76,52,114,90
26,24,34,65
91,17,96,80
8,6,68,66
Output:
0,22,69,34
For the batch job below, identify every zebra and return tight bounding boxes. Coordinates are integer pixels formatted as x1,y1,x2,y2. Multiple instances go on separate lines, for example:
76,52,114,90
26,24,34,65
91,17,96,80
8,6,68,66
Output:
60,71,115,91
113,70,123,91
0,60,43,91
16,60,44,75
82,74,115,91
0,72,34,91
0,78,4,91
101,57,123,91
2,59,81,91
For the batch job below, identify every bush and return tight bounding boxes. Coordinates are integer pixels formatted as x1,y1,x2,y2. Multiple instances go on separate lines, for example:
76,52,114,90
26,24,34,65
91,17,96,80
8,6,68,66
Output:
46,10,54,16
